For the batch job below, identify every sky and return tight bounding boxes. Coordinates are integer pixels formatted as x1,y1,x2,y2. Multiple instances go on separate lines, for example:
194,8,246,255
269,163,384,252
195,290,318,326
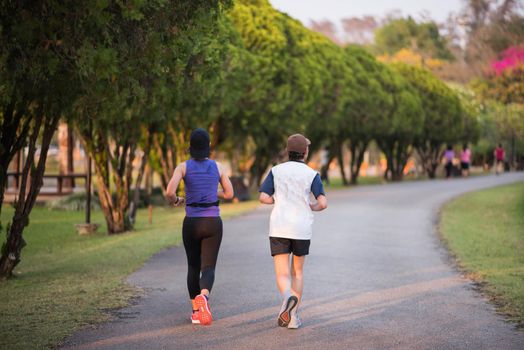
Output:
269,0,464,25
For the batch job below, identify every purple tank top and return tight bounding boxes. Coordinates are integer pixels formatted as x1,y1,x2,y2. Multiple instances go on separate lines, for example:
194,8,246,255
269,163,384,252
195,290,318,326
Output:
184,159,220,217
444,150,454,162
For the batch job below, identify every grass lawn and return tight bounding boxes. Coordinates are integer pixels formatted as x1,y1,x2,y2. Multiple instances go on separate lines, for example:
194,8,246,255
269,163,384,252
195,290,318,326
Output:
440,181,524,327
0,201,258,350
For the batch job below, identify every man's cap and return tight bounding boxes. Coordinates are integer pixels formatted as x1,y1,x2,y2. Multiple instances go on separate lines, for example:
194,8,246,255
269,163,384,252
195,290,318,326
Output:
286,134,311,154
189,128,210,159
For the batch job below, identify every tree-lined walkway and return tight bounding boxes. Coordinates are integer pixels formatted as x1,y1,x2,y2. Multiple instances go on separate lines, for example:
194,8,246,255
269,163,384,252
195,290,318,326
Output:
63,173,524,350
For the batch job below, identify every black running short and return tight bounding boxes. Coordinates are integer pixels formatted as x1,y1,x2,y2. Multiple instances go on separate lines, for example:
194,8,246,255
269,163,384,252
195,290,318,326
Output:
269,237,310,256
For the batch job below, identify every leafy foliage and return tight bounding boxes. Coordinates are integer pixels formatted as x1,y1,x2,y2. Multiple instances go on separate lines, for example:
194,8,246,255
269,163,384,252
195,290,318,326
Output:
374,17,453,60
0,0,483,277
394,64,463,178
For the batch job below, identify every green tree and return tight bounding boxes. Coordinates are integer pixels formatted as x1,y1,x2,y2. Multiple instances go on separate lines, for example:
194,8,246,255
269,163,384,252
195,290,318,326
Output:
375,17,453,61
450,84,481,144
366,64,424,181
228,0,332,186
375,64,424,181
489,101,524,167
394,64,463,179
0,0,92,278
302,32,353,184
343,45,392,184
150,13,234,193
72,1,229,234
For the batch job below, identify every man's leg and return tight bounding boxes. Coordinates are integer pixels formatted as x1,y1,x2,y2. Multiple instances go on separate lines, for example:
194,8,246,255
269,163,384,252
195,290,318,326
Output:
291,255,305,308
273,253,291,296
286,254,306,329
274,253,300,326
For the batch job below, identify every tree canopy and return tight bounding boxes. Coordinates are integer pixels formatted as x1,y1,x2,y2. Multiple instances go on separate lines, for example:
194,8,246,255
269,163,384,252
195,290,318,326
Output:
0,0,487,278
393,64,464,178
374,17,453,60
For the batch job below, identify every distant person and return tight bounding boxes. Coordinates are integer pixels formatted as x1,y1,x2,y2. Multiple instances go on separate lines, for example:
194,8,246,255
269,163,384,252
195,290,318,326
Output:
166,128,234,325
460,144,471,177
443,144,455,179
259,134,328,329
494,143,505,175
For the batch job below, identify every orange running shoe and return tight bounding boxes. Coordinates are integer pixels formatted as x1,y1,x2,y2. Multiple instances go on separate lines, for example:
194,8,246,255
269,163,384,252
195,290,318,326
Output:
195,294,212,325
191,310,201,324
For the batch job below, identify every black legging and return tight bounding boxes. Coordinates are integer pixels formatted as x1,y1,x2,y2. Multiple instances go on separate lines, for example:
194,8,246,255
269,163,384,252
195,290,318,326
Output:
445,161,453,178
182,216,223,299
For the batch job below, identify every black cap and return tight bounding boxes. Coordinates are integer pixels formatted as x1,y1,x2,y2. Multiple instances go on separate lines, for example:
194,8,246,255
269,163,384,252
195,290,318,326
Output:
189,128,210,159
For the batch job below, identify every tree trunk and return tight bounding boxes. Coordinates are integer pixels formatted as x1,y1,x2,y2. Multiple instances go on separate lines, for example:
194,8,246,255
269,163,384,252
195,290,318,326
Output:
393,142,404,181
152,127,179,194
144,164,153,225
429,146,441,178
67,123,75,187
108,140,135,233
0,99,30,217
249,152,270,190
0,158,10,217
320,154,335,185
0,113,59,279
153,134,170,192
417,142,442,179
93,160,132,234
379,139,411,182
383,165,390,180
349,141,368,185
58,122,74,188
129,130,152,224
336,144,348,186
79,128,136,234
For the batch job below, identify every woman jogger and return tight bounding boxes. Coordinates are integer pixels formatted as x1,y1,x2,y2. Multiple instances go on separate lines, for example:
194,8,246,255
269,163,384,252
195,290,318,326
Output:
166,128,234,325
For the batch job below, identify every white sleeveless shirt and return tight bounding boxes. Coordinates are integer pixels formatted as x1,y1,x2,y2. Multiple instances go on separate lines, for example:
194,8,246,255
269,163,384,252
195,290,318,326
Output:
269,161,318,240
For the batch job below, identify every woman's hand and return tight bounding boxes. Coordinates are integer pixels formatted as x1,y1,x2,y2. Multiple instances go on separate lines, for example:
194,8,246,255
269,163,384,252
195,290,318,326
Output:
217,163,234,200
166,163,186,207
168,195,185,207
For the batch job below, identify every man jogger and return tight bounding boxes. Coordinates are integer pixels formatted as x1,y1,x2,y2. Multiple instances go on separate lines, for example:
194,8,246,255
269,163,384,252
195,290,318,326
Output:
259,134,328,329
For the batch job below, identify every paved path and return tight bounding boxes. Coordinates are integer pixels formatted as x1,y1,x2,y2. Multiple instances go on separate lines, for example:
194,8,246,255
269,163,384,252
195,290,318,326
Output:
63,173,524,350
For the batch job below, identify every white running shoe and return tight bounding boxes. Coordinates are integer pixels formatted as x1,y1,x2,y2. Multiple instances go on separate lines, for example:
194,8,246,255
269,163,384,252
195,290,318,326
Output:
287,313,302,329
278,295,298,327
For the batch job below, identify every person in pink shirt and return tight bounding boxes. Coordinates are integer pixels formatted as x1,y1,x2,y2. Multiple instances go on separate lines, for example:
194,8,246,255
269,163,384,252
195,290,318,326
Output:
460,144,471,177
494,143,505,175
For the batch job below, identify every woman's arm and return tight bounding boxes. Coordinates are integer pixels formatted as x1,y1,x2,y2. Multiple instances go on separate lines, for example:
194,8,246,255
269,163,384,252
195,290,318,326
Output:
166,162,186,206
217,163,234,200
310,194,327,211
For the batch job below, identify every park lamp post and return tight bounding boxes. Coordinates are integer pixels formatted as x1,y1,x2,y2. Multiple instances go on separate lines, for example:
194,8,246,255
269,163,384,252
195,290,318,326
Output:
75,119,99,235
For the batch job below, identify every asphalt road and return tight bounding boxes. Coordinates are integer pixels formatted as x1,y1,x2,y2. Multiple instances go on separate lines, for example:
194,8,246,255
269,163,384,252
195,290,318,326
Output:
63,173,524,350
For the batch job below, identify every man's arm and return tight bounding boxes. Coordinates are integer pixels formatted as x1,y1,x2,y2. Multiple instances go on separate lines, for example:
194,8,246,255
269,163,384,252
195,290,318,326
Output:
259,192,275,205
310,173,327,211
310,194,327,211
258,170,275,205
